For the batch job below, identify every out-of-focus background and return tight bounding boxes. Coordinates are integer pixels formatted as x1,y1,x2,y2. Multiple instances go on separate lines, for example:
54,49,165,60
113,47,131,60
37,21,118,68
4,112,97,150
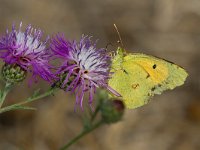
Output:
0,0,200,150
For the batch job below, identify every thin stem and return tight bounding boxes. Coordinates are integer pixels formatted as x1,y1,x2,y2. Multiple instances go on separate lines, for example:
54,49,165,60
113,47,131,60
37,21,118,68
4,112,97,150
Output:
0,88,57,114
60,120,104,150
23,88,57,104
0,82,13,108
91,105,100,122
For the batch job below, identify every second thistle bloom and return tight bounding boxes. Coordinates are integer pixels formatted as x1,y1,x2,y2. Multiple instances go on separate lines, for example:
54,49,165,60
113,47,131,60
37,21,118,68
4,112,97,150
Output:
51,35,120,109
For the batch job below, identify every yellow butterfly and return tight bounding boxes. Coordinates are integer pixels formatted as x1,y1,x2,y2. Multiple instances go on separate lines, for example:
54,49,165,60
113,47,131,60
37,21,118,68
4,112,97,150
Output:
108,47,188,109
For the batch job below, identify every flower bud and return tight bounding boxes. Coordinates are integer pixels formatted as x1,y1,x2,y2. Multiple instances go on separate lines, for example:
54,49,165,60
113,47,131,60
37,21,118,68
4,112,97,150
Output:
100,99,125,124
1,64,27,83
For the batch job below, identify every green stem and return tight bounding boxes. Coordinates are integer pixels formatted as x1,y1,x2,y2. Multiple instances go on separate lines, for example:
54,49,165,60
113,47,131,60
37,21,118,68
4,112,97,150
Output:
60,120,104,150
91,105,100,121
0,82,13,108
24,88,57,104
0,88,57,114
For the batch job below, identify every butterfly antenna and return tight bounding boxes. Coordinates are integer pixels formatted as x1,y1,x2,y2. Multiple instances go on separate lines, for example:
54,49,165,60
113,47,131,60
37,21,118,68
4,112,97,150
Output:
114,24,124,48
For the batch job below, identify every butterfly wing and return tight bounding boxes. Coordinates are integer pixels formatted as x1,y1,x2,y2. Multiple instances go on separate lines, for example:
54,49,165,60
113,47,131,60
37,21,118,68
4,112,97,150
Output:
109,52,188,109
126,53,188,93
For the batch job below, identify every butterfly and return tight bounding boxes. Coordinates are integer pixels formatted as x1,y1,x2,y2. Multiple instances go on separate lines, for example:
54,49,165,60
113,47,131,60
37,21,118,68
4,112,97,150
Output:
108,47,188,109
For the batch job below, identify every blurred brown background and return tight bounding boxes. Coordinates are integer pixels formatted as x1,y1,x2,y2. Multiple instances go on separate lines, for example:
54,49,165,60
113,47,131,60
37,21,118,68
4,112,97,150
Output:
0,0,200,150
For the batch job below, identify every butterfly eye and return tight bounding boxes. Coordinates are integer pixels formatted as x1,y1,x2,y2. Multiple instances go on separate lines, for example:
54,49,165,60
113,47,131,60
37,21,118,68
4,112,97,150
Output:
152,64,157,69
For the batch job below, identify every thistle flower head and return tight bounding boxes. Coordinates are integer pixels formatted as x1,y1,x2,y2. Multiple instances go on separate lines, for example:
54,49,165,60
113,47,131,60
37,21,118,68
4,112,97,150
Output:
0,22,54,83
51,34,120,109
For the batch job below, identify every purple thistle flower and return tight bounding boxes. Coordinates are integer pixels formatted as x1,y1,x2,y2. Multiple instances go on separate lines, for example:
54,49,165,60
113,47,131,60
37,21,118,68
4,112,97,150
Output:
51,34,120,110
0,23,54,83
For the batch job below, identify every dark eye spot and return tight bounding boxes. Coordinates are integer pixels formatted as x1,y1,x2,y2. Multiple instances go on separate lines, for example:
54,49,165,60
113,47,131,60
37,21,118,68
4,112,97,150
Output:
152,64,157,69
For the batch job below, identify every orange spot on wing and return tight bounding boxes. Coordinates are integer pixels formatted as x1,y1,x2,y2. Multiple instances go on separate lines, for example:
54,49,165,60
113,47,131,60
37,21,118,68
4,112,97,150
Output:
132,83,139,89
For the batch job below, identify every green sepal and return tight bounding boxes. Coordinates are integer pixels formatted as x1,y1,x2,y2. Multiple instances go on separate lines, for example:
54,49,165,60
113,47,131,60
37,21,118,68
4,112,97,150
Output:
1,64,27,83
